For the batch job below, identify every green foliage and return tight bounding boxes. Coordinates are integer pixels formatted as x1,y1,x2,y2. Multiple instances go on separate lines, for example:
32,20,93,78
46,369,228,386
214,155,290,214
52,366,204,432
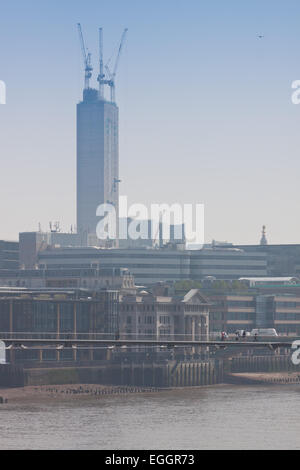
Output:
174,279,249,294
174,280,202,293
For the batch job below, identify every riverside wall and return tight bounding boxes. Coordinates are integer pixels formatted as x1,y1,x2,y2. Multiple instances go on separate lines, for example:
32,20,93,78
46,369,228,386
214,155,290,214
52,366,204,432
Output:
0,353,298,388
21,359,223,388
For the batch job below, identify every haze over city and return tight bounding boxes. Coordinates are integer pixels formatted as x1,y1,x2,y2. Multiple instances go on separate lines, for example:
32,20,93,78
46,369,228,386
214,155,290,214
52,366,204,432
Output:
1,0,300,243
3,0,300,454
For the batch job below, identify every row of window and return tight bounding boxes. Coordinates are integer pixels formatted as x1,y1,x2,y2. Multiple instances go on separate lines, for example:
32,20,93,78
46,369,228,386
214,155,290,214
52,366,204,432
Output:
276,325,300,334
275,313,300,321
227,313,253,320
138,329,155,336
227,301,255,308
126,315,171,325
0,301,105,333
184,305,206,312
276,302,300,308
211,312,254,320
121,304,155,312
159,329,171,336
121,304,181,312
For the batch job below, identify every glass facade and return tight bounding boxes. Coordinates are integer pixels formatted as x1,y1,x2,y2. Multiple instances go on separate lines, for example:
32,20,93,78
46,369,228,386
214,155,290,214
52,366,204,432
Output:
0,290,119,363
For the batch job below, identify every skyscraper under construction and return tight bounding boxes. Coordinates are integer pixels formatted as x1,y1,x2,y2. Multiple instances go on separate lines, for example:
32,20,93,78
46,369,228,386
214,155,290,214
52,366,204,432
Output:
76,25,127,245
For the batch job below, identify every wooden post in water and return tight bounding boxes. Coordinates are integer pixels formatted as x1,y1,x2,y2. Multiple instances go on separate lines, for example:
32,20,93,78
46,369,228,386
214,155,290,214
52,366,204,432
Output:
56,303,60,362
73,303,77,362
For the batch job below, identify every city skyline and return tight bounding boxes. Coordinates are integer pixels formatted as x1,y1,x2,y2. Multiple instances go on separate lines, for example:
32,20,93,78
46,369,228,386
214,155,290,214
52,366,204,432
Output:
1,0,300,244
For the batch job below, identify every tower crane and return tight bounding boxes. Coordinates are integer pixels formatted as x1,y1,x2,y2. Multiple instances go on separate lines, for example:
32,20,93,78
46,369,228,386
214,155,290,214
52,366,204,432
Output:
104,28,128,102
77,23,93,90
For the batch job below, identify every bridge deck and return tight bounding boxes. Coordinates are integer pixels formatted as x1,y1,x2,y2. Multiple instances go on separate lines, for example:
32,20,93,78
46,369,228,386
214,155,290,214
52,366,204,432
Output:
0,338,296,348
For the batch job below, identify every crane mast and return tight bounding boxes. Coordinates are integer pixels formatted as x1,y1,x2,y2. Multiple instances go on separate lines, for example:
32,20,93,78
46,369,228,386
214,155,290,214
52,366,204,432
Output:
97,28,105,99
77,23,93,90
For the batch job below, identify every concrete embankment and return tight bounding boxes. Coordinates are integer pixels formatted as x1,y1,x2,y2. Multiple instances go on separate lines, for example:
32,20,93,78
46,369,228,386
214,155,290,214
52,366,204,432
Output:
1,354,299,389
22,359,223,388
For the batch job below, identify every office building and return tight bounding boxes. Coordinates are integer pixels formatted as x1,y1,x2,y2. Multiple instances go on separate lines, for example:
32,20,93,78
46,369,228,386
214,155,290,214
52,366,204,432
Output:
77,89,119,244
0,267,135,293
0,241,19,270
234,243,300,278
37,245,267,285
19,231,81,269
209,292,300,336
0,287,119,363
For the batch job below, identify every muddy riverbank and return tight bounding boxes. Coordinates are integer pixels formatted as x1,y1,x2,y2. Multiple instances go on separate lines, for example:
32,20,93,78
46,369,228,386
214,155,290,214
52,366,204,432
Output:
0,384,164,403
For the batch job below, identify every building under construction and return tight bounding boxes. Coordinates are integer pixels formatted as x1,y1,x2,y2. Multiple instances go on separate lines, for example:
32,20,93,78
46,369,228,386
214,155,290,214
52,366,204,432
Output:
76,25,127,246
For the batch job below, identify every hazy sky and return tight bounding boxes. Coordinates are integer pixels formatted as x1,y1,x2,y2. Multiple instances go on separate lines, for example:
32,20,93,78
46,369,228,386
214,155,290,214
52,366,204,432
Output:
1,0,300,244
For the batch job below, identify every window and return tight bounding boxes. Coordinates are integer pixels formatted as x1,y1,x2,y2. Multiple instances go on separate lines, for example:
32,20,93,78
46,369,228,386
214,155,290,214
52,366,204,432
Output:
159,316,170,325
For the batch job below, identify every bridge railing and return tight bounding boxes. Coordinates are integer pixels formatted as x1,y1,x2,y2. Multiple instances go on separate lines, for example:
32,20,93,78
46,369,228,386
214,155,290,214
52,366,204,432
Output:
0,331,298,344
0,332,212,341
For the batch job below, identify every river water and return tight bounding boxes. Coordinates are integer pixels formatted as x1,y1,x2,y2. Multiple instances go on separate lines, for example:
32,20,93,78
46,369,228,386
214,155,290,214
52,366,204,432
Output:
1,385,300,450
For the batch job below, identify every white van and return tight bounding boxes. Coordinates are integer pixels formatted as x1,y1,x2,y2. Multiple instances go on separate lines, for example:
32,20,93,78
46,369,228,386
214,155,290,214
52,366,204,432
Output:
250,328,278,337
